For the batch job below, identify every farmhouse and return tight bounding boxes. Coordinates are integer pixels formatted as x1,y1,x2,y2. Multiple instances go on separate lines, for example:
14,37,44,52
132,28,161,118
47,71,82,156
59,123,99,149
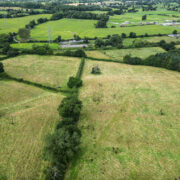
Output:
168,34,180,38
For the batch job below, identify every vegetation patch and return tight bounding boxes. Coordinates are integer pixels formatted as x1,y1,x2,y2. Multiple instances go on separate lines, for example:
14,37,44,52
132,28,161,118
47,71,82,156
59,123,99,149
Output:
66,60,180,180
3,55,80,89
0,80,63,180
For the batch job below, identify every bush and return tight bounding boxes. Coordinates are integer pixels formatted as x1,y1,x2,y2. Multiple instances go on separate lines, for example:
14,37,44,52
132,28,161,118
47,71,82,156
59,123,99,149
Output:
67,77,82,88
91,65,101,74
32,44,53,55
7,48,19,57
123,55,143,65
0,62,4,73
63,49,86,58
58,95,82,121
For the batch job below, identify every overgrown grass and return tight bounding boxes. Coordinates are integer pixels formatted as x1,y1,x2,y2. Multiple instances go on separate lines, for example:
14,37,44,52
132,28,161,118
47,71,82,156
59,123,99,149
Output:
65,60,180,180
3,55,81,89
0,14,51,34
86,47,165,61
0,80,63,180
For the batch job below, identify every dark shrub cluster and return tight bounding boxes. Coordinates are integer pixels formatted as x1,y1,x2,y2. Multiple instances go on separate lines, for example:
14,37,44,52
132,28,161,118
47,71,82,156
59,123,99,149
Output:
67,77,82,88
61,49,86,58
44,94,82,180
158,40,175,51
144,49,180,72
0,62,4,73
123,55,143,65
32,44,53,55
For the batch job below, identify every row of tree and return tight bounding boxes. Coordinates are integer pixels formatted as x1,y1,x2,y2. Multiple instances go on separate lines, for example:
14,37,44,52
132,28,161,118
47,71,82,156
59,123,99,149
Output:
44,58,84,179
123,49,180,72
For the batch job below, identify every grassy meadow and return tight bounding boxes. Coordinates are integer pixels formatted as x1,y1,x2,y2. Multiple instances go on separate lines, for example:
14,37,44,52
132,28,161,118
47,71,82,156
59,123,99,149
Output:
3,55,80,89
0,80,63,180
65,60,180,180
108,13,180,26
123,36,180,47
31,18,179,40
0,14,51,34
11,43,60,50
86,47,165,61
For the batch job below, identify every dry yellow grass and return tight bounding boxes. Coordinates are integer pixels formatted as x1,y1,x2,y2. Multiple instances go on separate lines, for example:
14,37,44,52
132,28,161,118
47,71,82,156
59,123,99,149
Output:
3,55,80,88
65,60,180,180
85,50,111,59
0,80,63,180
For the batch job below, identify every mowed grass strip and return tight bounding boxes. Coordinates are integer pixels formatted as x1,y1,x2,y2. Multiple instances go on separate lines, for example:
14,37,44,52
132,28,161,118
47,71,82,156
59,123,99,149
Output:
11,43,60,50
0,14,51,34
0,80,63,180
31,18,179,40
3,55,80,89
85,50,112,59
65,60,180,180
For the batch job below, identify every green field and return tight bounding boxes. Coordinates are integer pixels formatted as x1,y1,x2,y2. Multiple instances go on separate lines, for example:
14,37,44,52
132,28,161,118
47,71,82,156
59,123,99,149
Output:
65,60,180,180
86,47,165,61
0,80,63,180
0,14,51,34
123,36,180,47
31,18,179,40
11,43,59,50
3,55,80,89
108,12,180,26
0,11,7,14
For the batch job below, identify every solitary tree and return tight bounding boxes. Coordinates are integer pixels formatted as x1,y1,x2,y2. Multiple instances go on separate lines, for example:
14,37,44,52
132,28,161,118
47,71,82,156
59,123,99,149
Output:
173,30,177,34
142,15,147,21
18,28,30,42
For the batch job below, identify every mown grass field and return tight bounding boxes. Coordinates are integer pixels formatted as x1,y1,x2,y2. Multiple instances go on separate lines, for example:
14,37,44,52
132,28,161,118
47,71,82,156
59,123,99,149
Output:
0,14,51,34
11,43,59,50
3,55,80,89
0,80,63,180
31,18,179,40
108,12,180,26
123,36,180,47
65,60,180,180
86,47,165,61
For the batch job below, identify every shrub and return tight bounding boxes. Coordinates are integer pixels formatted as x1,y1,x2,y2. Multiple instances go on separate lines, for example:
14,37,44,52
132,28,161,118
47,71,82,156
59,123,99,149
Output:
32,44,53,55
58,95,82,121
67,77,82,88
7,48,19,57
91,65,101,74
0,62,4,73
123,55,143,65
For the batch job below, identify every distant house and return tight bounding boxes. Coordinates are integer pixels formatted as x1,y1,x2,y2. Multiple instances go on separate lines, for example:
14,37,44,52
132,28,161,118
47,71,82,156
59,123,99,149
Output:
120,24,126,27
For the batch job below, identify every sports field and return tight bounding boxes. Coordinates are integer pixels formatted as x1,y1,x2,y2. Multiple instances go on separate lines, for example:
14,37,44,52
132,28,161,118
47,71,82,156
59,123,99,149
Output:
3,55,80,89
65,60,180,180
0,80,63,180
31,18,179,40
0,14,51,34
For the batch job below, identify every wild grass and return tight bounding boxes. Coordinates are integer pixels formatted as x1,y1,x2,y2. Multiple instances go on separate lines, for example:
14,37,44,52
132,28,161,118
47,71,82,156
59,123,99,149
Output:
65,60,180,180
3,55,80,89
0,14,51,34
0,80,63,180
86,47,165,61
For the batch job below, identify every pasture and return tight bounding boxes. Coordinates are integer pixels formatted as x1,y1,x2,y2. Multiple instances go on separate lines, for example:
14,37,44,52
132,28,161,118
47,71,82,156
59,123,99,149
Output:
123,36,180,47
0,80,63,180
65,60,180,180
11,43,59,50
0,14,51,34
86,47,165,61
3,55,80,89
31,18,179,40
